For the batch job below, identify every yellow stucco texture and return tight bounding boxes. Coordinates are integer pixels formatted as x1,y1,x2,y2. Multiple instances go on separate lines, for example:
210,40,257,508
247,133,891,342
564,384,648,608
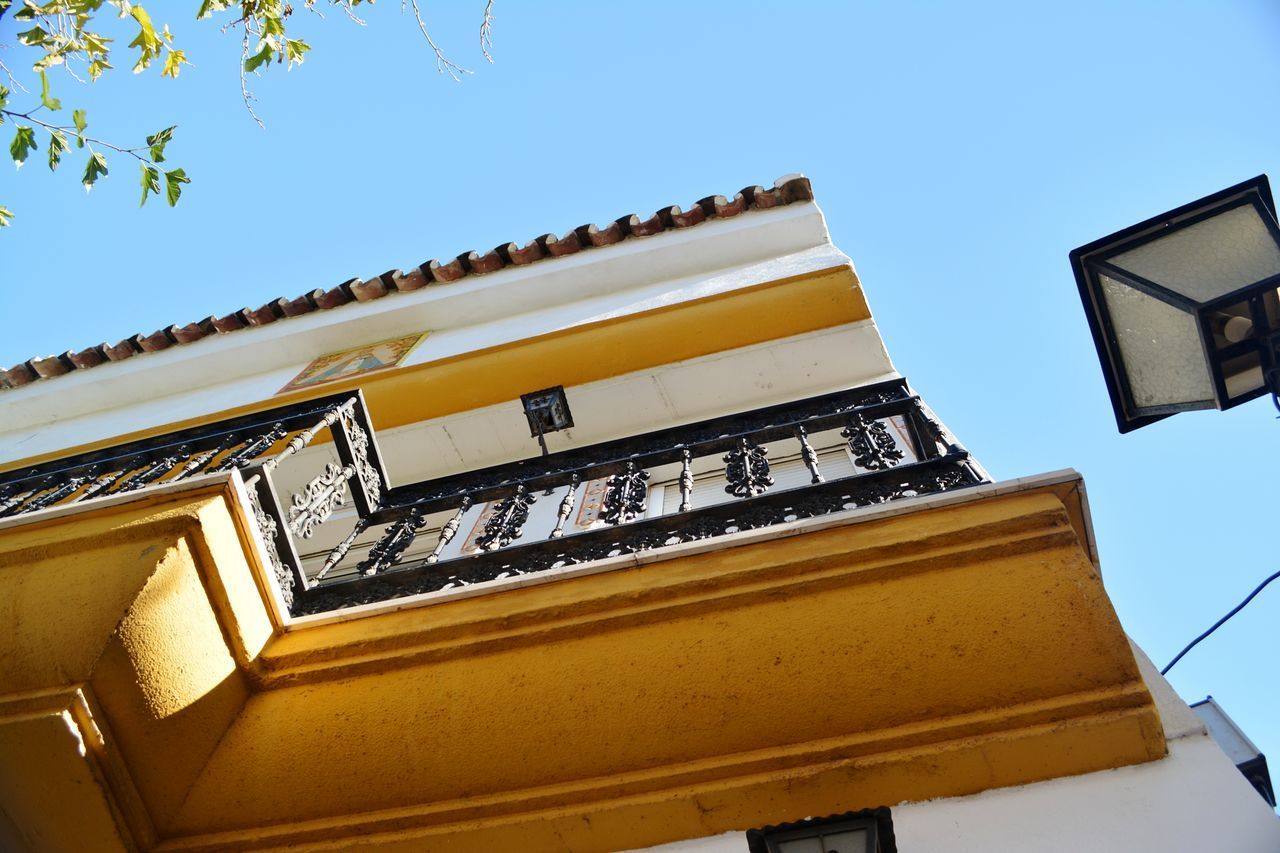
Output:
169,490,1161,850
1,264,872,472
0,483,276,851
0,709,129,851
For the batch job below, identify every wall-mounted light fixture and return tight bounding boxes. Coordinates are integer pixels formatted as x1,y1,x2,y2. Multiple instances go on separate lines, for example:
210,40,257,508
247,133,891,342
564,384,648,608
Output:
1071,175,1280,433
521,386,574,455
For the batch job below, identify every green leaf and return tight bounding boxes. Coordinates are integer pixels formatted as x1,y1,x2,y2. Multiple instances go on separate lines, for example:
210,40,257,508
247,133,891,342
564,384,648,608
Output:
16,25,48,46
72,109,87,147
38,70,61,111
82,31,112,56
0,206,13,228
243,43,272,73
139,163,159,206
261,13,284,37
285,38,310,68
47,128,67,171
0,84,8,111
161,47,186,78
145,125,174,162
81,150,107,191
87,58,112,79
195,0,230,20
128,4,163,72
163,166,188,207
9,125,37,168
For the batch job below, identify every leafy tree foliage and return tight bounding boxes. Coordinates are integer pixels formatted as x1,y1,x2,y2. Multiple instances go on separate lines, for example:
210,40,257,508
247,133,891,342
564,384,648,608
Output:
0,0,493,227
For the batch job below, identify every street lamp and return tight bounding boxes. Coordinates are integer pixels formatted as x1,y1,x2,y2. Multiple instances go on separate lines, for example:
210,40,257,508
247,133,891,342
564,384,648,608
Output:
1071,175,1280,433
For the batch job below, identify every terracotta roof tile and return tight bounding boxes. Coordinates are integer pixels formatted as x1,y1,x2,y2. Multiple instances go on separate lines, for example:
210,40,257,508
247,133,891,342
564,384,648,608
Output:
238,305,278,327
313,287,352,310
348,278,388,303
169,323,208,344
578,221,625,247
278,295,317,318
382,269,429,293
28,355,71,378
463,249,504,275
132,331,172,353
4,174,814,390
541,231,582,257
426,257,466,282
66,347,106,369
622,211,664,238
102,340,138,361
1,363,38,388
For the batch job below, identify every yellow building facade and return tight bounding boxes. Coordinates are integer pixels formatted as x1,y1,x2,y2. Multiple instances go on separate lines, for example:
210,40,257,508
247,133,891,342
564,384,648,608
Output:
2,176,1276,852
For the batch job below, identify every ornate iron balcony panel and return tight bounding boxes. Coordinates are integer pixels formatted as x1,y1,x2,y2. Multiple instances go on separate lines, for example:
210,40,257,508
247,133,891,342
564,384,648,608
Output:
0,390,389,610
292,378,986,616
0,378,985,617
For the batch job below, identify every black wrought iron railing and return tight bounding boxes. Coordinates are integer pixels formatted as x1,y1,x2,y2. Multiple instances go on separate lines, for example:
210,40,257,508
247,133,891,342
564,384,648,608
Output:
0,391,388,609
0,378,986,616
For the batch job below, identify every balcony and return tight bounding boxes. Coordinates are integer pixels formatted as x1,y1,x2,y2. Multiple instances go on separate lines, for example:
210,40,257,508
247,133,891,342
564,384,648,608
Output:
0,378,985,617
0,382,1173,851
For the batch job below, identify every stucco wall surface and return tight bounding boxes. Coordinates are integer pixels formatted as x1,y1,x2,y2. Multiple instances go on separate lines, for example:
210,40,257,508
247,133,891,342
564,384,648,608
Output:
625,736,1280,853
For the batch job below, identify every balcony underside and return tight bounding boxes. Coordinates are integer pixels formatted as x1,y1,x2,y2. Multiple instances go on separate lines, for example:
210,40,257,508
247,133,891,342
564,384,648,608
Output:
0,472,1165,852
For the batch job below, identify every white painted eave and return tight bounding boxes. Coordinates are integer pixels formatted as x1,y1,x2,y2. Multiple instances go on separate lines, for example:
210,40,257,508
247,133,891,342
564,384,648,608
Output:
0,201,848,464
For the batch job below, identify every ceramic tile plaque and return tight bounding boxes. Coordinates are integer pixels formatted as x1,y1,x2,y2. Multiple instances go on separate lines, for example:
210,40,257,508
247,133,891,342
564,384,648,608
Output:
278,332,428,394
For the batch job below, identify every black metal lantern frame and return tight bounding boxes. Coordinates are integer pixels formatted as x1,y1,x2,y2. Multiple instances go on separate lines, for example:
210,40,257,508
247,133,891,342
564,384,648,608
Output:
1071,175,1280,433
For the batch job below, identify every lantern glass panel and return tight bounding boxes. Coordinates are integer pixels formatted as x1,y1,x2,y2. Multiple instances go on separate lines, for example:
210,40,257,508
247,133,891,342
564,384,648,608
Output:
777,829,869,853
1108,203,1280,303
1100,273,1215,410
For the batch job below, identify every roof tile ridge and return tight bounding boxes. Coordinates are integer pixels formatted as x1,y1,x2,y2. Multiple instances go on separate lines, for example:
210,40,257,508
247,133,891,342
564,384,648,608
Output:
0,174,813,390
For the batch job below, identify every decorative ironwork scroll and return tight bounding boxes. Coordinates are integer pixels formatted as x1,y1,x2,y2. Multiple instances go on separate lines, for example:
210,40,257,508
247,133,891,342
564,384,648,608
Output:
211,424,288,472
294,457,984,616
172,434,239,481
475,486,537,551
287,462,353,539
359,509,426,576
75,469,128,503
19,472,92,513
0,478,42,516
247,481,294,608
601,462,649,525
343,411,384,507
723,437,774,498
841,413,904,471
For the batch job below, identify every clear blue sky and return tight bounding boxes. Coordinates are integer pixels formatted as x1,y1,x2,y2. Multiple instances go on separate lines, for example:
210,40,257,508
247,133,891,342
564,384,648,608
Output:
3,1,1279,793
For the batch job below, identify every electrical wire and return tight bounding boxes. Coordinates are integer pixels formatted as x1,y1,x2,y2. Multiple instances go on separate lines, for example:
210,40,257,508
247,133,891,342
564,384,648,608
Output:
1161,569,1280,675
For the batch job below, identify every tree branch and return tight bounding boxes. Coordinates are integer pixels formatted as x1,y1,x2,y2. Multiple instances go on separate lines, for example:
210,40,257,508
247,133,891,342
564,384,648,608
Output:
237,23,265,128
406,0,471,80
1,107,160,166
479,0,495,64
